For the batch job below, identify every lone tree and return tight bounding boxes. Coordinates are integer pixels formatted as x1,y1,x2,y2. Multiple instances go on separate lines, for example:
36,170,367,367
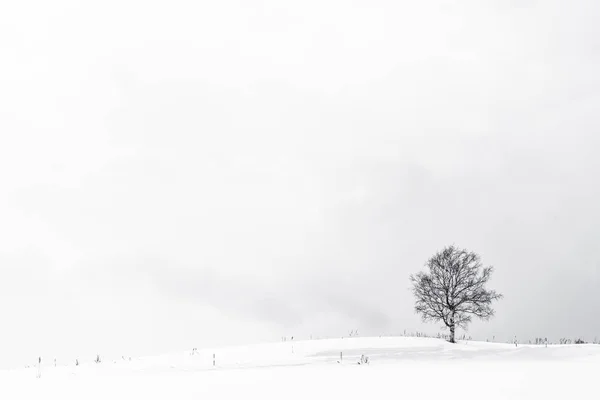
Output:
410,245,503,343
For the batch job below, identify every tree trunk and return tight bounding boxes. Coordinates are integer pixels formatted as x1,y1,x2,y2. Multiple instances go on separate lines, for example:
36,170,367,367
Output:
449,312,456,343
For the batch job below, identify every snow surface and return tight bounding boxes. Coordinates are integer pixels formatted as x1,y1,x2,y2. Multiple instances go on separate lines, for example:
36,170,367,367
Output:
2,337,599,399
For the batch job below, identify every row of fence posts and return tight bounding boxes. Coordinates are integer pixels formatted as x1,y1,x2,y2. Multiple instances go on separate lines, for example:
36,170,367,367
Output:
36,347,369,378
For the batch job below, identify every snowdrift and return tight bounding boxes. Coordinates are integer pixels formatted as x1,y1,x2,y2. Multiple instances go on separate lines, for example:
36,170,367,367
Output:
2,337,599,399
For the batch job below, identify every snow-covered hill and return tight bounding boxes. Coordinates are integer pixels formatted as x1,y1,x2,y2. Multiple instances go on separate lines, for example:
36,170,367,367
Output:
3,337,599,399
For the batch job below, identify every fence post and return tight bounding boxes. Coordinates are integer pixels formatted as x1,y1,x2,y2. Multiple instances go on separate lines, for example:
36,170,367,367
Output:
340,352,343,363
213,354,215,367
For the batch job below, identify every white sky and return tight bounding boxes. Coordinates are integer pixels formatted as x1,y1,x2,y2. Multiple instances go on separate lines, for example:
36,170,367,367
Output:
1,0,599,368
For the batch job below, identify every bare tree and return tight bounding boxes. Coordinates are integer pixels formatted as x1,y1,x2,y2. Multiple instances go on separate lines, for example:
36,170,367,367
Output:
410,245,503,343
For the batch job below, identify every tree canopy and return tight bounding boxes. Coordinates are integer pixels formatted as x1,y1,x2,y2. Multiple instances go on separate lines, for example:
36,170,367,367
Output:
410,245,503,343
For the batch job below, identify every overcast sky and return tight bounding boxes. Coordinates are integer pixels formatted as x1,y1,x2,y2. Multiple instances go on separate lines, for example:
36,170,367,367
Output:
1,0,599,368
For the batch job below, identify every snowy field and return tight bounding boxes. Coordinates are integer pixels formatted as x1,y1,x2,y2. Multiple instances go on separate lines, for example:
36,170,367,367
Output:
2,337,599,399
